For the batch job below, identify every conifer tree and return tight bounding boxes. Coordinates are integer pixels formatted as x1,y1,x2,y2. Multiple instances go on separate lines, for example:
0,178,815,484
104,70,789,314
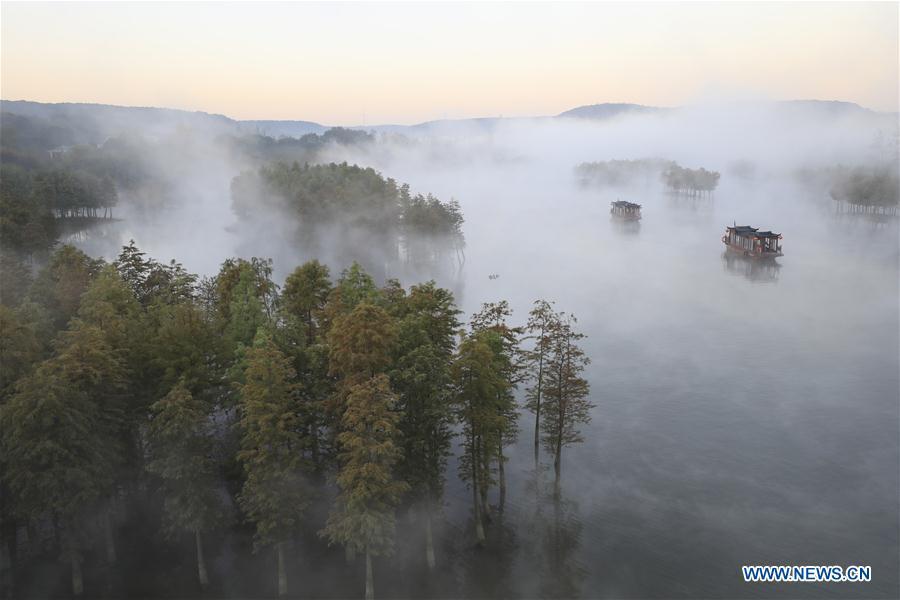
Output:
0,354,119,596
541,314,592,494
282,260,331,345
328,302,396,387
524,300,559,467
147,380,224,590
27,245,102,328
321,374,408,600
390,282,460,568
236,329,309,597
0,305,41,400
452,331,508,545
469,301,521,510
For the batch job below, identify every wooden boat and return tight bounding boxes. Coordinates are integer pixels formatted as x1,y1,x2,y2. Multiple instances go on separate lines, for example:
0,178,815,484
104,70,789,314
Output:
722,225,782,258
610,200,642,221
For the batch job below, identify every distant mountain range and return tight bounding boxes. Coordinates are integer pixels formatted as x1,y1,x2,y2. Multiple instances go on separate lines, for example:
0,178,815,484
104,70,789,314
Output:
0,98,889,142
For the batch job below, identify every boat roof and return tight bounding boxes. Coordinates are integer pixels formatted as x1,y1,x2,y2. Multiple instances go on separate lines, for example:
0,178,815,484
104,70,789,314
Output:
611,200,641,209
726,225,781,238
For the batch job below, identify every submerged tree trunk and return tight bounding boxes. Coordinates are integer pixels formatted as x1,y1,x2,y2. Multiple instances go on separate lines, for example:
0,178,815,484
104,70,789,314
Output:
497,441,506,511
554,424,563,496
533,351,544,467
103,508,116,564
276,542,287,597
70,551,83,597
424,504,436,570
471,440,486,546
195,530,209,589
479,446,490,522
365,547,374,600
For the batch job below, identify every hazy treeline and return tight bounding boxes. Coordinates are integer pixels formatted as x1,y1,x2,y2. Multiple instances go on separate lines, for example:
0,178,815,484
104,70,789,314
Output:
575,158,674,188
0,240,590,599
231,162,464,277
661,164,720,196
574,158,721,197
828,165,900,214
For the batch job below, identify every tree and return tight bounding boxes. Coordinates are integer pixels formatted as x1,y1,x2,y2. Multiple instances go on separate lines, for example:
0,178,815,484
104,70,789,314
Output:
147,381,224,590
282,260,331,345
0,328,123,597
328,302,396,385
320,374,408,600
389,282,460,569
325,262,379,320
541,314,592,494
469,302,521,510
0,254,32,307
0,305,41,401
524,300,559,467
27,245,102,328
53,322,130,565
451,331,509,545
149,300,222,402
278,260,334,470
236,330,309,597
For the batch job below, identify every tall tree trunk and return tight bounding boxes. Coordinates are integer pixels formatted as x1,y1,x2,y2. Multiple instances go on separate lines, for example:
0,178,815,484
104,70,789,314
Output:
365,547,374,600
533,351,544,467
195,530,209,590
554,425,563,497
309,421,320,474
479,443,490,521
497,441,506,511
424,503,435,570
70,551,83,597
103,508,116,564
276,542,287,597
471,439,485,546
0,528,13,600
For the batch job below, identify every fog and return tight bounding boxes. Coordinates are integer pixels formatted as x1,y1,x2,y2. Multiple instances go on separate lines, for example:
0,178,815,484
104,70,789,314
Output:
68,98,898,597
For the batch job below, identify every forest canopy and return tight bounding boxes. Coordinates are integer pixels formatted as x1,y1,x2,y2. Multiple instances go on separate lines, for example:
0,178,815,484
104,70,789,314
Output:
0,241,588,598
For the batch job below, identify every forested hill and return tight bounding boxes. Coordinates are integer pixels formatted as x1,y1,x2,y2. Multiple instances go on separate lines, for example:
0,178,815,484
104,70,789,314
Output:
4,98,889,141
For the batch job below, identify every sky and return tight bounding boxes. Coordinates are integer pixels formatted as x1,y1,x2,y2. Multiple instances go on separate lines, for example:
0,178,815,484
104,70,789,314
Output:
1,1,897,125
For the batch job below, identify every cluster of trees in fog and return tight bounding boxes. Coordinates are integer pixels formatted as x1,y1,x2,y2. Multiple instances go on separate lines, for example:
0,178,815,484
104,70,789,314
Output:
661,164,720,196
0,241,590,599
574,158,721,197
829,165,900,215
231,162,465,275
575,158,674,187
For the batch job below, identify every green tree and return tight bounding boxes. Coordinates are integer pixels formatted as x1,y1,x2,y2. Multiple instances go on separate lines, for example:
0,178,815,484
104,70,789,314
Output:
282,260,331,345
147,381,224,590
469,302,521,510
0,324,124,597
541,314,592,494
451,331,509,545
320,374,408,600
524,300,559,467
236,330,309,597
28,245,102,328
389,282,460,569
0,305,41,400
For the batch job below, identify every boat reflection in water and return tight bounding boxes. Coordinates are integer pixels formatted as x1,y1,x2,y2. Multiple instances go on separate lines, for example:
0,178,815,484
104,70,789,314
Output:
721,251,781,282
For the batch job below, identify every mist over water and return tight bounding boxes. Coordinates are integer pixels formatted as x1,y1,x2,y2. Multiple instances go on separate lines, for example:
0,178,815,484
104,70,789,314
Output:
69,102,898,598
